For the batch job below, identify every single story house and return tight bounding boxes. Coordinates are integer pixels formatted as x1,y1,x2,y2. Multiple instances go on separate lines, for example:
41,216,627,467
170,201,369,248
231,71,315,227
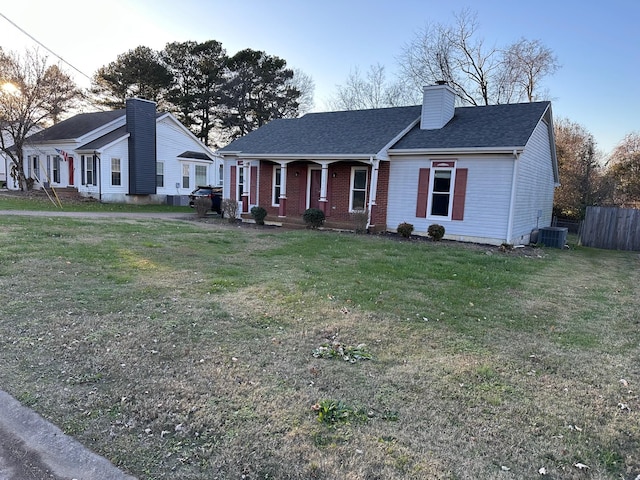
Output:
12,98,222,204
217,83,559,245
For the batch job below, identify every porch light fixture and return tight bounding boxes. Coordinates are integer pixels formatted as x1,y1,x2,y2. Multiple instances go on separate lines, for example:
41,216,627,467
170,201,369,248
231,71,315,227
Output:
295,171,299,177
332,172,337,178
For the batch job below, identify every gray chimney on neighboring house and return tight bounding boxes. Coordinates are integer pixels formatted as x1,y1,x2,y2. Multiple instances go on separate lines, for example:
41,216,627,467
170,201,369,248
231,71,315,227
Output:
420,82,456,130
126,98,157,195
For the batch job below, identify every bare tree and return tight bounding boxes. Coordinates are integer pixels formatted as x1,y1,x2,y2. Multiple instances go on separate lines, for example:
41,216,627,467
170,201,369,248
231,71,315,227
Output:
0,48,81,190
288,68,315,115
399,9,559,105
327,63,418,111
500,39,560,103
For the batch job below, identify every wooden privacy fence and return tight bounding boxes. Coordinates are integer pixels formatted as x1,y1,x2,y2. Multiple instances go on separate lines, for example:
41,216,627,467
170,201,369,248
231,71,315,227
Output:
580,206,640,251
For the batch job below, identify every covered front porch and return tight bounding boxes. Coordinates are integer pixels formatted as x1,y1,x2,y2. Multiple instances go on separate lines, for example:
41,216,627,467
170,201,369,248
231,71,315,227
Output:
227,157,389,232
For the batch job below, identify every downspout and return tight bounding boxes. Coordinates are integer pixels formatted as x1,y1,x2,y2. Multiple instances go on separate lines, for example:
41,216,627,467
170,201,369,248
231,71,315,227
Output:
505,150,520,244
366,156,380,229
95,152,102,202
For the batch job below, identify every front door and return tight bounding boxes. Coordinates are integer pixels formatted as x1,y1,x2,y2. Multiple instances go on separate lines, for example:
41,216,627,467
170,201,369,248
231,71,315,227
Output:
309,169,321,210
68,157,74,186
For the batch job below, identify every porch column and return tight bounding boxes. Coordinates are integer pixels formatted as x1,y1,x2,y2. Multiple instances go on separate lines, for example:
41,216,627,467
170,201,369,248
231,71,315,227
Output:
319,163,329,214
278,163,288,217
241,162,250,213
367,157,380,228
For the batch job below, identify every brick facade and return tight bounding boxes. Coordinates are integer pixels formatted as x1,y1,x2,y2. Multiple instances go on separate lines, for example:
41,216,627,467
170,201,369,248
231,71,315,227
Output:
254,160,390,230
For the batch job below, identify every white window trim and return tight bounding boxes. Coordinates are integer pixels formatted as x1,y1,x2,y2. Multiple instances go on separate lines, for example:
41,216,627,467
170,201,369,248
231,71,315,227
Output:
85,156,94,186
272,165,281,207
111,157,121,186
156,161,164,188
426,166,456,221
349,166,368,212
195,164,207,187
182,164,190,189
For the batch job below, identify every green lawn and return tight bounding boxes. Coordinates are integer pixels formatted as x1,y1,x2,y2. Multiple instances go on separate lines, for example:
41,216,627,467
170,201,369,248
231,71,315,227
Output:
0,212,638,479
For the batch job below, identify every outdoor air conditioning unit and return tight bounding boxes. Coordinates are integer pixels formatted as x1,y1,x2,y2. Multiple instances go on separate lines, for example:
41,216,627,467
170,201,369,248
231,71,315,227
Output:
539,227,568,248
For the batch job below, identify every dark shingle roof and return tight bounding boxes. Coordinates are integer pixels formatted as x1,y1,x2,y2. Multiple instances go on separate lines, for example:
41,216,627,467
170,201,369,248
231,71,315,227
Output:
218,101,550,156
177,151,214,161
218,105,422,155
390,101,550,150
26,109,126,142
78,126,127,150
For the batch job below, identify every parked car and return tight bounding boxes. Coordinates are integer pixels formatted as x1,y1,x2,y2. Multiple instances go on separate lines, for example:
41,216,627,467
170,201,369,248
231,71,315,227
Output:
189,186,222,215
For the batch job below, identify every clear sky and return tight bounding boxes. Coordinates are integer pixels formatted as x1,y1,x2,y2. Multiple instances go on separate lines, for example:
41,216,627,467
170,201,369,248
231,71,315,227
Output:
1,0,638,154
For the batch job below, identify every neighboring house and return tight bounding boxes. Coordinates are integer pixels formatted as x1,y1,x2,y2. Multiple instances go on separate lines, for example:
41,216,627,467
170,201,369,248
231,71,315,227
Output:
217,83,559,246
13,98,222,204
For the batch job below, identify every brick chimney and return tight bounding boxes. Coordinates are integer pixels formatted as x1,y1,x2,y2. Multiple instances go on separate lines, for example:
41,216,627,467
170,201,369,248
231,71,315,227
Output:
420,82,456,130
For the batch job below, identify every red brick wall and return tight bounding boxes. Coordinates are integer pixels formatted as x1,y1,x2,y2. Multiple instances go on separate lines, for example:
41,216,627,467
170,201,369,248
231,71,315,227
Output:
255,160,390,228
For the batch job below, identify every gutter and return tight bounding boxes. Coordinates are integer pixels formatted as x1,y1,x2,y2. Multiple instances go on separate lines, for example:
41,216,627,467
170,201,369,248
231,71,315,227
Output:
389,146,525,156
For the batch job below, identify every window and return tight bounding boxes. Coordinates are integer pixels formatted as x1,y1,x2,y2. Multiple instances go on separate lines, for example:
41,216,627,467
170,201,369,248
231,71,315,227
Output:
430,169,452,216
182,164,190,189
237,165,245,200
195,165,207,186
82,155,97,186
415,163,468,221
52,156,61,183
156,162,164,187
218,164,224,186
111,158,121,186
85,156,94,185
272,166,282,206
350,167,368,211
30,156,40,180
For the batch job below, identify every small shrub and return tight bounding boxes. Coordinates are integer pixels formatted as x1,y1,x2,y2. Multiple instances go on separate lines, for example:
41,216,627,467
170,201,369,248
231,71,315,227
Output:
427,223,445,241
194,196,210,218
350,209,368,234
397,222,414,238
221,198,239,223
303,208,325,229
250,206,267,225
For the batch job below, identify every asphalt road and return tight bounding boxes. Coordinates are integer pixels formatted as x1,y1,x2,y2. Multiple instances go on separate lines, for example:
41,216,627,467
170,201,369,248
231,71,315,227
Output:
0,391,136,480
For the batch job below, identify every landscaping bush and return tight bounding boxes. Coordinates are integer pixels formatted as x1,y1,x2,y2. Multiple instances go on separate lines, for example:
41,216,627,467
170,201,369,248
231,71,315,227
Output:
250,206,267,225
194,196,210,218
350,209,368,234
397,222,414,238
221,198,239,223
428,223,445,241
303,208,325,229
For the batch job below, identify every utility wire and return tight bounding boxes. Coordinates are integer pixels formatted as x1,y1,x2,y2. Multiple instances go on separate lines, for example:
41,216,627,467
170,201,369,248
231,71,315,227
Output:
0,11,93,81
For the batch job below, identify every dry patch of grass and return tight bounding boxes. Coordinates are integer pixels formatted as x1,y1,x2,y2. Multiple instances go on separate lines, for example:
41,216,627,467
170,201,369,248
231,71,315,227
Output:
0,216,639,479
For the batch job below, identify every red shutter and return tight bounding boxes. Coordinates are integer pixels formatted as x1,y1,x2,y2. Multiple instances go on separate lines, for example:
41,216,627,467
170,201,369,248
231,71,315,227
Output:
230,166,237,200
452,168,468,221
416,168,430,218
250,166,257,204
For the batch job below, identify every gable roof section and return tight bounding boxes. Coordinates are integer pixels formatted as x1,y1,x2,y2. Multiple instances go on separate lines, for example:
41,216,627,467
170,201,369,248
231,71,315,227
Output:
390,101,551,151
218,105,422,156
25,109,126,143
218,101,552,158
77,125,128,151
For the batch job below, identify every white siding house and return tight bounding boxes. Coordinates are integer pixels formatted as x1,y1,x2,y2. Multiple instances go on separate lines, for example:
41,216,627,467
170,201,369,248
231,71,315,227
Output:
16,98,222,204
218,84,559,245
